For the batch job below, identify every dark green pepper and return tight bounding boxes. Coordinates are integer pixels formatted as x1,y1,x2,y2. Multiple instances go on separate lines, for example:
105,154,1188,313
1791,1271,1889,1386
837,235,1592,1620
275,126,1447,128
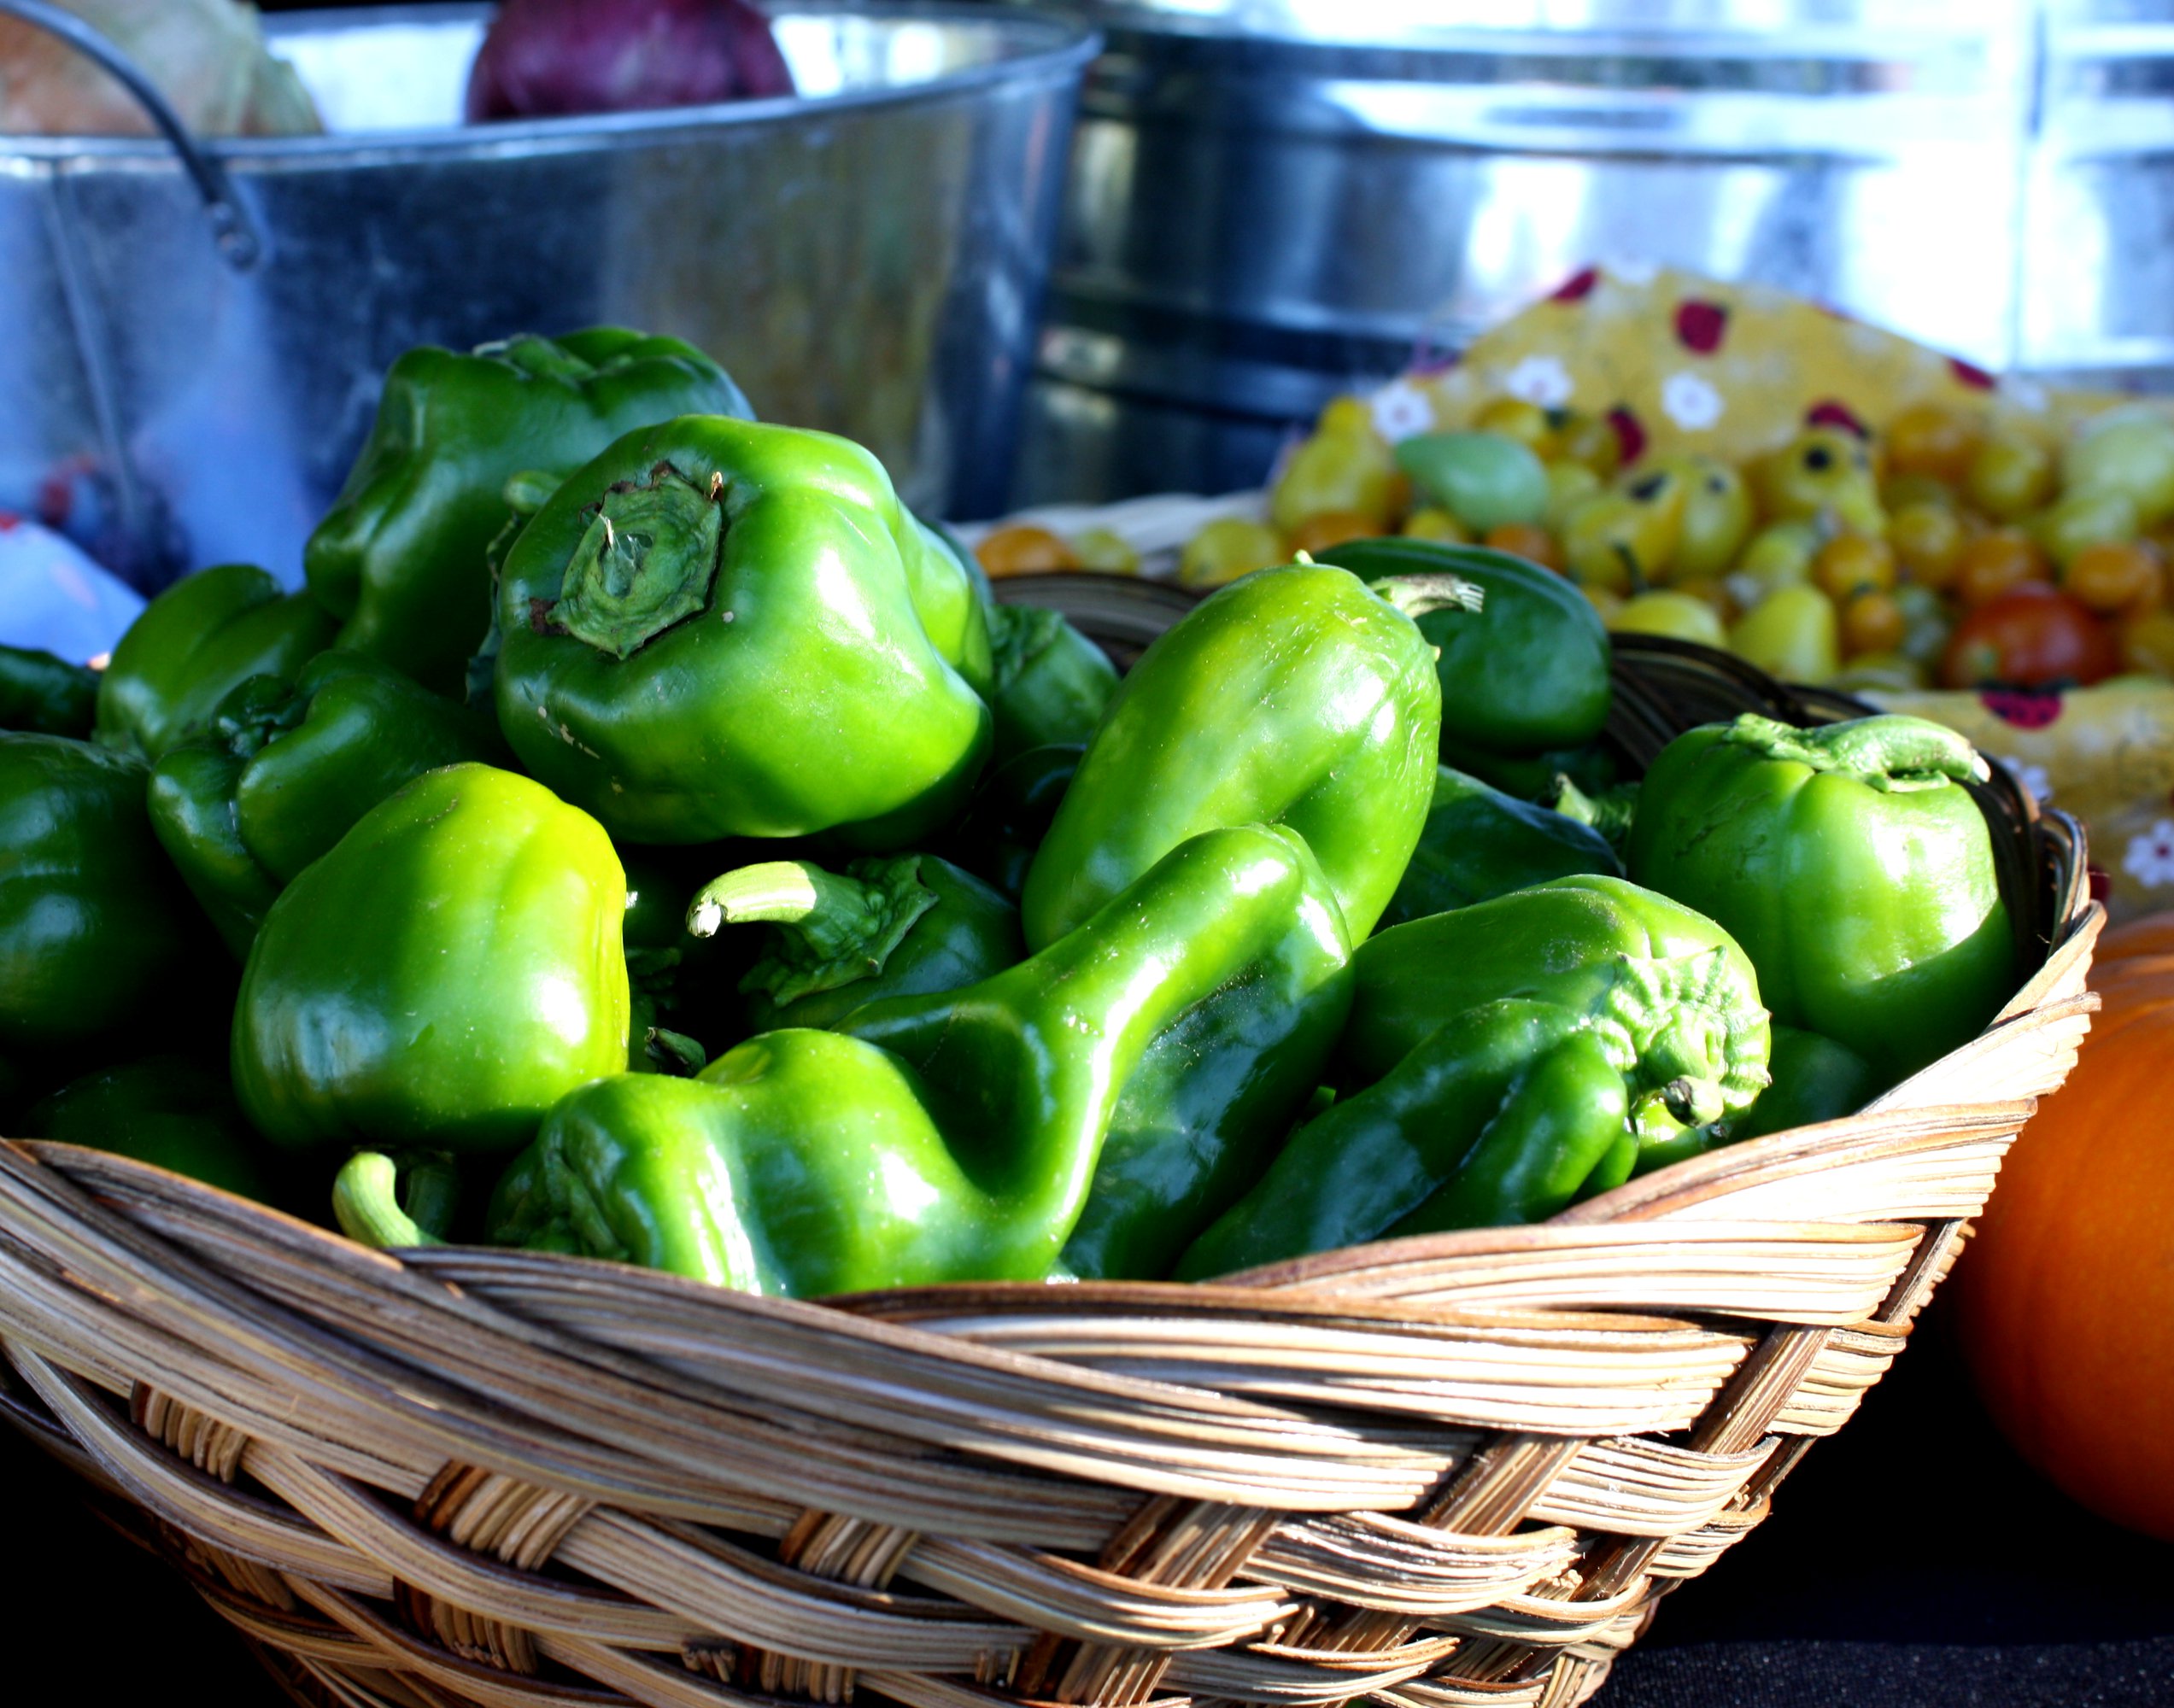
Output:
493,418,993,846
0,736,214,1092
1022,563,1445,951
94,563,337,761
1626,714,2014,1081
232,763,631,1153
1380,765,1623,928
946,742,1081,899
308,330,752,697
24,1055,269,1201
684,852,1022,1032
486,824,1343,1294
984,603,1118,765
1732,1026,1883,1143
0,644,97,737
1179,875,1771,1275
1439,734,1621,804
1327,539,1613,758
148,652,508,956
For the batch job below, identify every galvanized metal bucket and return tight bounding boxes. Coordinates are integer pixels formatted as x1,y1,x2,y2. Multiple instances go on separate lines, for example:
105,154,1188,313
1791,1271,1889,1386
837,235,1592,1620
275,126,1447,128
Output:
0,1,1096,590
1006,0,2174,506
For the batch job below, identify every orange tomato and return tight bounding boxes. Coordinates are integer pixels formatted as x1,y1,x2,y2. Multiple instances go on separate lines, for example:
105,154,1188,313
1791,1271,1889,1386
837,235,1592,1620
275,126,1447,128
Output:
975,525,1079,578
1813,534,1897,602
1884,402,1983,484
1890,500,1968,589
1940,584,2118,687
2063,541,2165,617
1952,529,2050,607
1482,521,1563,572
1289,511,1378,556
1841,588,1907,657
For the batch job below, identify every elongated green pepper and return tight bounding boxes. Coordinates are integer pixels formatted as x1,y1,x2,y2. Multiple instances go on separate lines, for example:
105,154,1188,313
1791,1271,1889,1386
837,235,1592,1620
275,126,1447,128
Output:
0,644,97,737
493,418,993,846
1626,714,2014,1081
149,652,508,956
232,764,630,1153
1327,539,1613,759
1179,875,1770,1276
1380,765,1622,928
308,330,752,696
95,563,337,761
486,825,1344,1294
1022,563,1446,950
686,852,1022,1032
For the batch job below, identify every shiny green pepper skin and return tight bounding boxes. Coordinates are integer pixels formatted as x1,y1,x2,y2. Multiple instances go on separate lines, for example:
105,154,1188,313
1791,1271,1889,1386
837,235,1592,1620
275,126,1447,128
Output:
94,563,337,761
0,736,212,1085
232,763,631,1154
685,852,1022,1032
1732,1026,1883,1143
1393,431,1550,533
1179,875,1771,1276
984,603,1118,765
1380,765,1622,929
1023,563,1441,950
25,1054,270,1201
1327,538,1613,758
493,418,993,846
1626,714,2014,1081
308,330,751,697
487,824,1343,1294
149,652,507,956
0,644,97,737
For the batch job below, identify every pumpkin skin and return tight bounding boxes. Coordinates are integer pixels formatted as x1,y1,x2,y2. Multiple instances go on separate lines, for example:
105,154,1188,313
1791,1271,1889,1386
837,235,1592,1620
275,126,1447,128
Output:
1954,919,2174,1541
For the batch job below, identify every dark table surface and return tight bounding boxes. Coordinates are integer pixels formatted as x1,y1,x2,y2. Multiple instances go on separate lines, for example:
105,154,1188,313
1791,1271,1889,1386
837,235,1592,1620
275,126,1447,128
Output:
3,1299,2170,1708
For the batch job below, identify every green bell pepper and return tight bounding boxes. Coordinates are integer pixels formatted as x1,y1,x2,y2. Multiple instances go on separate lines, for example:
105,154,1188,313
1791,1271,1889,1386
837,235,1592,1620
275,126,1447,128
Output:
1439,734,1622,804
1394,432,1550,533
308,330,752,697
1380,764,1623,929
0,644,97,737
685,852,1022,1032
1327,539,1613,758
946,742,1081,899
148,652,508,956
485,824,1343,1294
1178,874,1771,1275
984,604,1118,765
1022,562,1446,951
1732,1026,1883,1142
0,736,214,1094
1625,713,2015,1081
232,763,631,1153
24,1054,270,1201
94,563,337,761
492,418,993,846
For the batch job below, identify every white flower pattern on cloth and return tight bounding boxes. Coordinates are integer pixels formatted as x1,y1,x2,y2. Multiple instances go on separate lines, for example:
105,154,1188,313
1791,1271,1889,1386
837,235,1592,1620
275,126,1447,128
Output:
1368,380,1435,444
1503,354,1574,409
2122,817,2174,887
1661,371,1724,431
1992,755,2054,805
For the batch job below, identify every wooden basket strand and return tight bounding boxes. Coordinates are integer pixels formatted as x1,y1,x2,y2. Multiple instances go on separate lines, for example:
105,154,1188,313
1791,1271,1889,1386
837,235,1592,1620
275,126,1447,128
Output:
0,637,2101,1708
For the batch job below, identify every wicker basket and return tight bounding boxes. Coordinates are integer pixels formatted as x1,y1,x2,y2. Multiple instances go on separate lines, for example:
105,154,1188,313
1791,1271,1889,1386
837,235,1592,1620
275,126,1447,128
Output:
0,634,2100,1708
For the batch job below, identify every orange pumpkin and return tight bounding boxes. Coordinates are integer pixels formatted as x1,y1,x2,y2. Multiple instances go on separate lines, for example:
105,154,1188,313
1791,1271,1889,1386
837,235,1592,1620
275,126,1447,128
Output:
1954,919,2174,1540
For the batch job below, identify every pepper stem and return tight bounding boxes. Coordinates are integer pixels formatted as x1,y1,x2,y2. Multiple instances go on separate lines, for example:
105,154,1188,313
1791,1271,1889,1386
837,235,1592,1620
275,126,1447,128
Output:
332,1150,458,1250
552,463,724,659
690,856,941,1007
1723,713,1989,792
1369,572,1487,621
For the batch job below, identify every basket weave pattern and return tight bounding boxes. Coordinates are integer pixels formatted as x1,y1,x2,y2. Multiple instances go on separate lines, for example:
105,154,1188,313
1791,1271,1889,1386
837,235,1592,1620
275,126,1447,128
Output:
0,641,2101,1708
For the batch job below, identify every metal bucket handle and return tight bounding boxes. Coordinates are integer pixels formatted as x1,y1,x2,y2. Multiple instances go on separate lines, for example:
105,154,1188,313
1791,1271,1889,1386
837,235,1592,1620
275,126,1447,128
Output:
0,0,262,269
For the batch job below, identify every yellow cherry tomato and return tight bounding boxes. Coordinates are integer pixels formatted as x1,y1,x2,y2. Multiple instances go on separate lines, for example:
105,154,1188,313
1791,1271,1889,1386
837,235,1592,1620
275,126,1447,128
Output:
2065,541,2165,617
1965,434,2055,521
1730,582,1840,683
1544,460,1604,533
2032,487,2140,570
1555,412,1621,477
1953,529,2050,607
1402,506,1471,543
2063,405,2174,527
1885,402,1984,484
1270,422,1398,533
1290,510,1379,556
1658,453,1754,580
976,524,1079,578
1178,518,1286,589
1830,652,1930,693
1473,396,1560,459
1841,587,1907,656
1890,500,1967,589
1562,469,1685,593
1735,519,1823,594
1072,527,1140,575
1813,534,1897,602
1610,590,1727,647
1482,521,1563,572
1754,428,1885,535
1882,471,1960,514
1893,581,1954,669
2118,606,2174,676
1317,395,1374,437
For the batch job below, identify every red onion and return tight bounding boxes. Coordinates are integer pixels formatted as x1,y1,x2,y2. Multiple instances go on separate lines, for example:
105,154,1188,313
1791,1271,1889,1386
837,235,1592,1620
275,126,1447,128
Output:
466,0,795,122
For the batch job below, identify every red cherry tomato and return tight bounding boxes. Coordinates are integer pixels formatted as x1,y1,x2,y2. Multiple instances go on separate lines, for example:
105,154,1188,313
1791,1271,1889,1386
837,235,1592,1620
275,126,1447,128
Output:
1939,584,2120,688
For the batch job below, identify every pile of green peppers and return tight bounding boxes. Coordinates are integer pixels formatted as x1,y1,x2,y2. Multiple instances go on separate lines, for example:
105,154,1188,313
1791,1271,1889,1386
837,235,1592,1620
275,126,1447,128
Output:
0,328,2026,1297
